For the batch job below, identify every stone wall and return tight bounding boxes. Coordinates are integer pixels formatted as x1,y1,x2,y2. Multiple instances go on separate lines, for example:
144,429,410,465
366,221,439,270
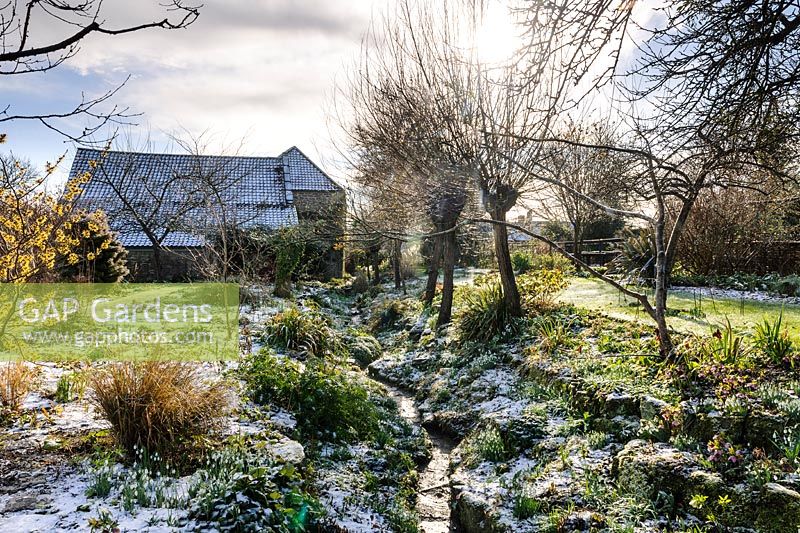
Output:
125,247,201,282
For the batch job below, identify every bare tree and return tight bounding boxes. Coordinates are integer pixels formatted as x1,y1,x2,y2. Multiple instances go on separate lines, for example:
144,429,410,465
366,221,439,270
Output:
474,0,798,359
335,0,476,326
0,0,200,144
84,135,243,281
538,120,629,264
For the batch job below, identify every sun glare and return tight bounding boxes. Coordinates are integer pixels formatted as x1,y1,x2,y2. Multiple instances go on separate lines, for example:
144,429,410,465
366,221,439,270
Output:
474,2,520,65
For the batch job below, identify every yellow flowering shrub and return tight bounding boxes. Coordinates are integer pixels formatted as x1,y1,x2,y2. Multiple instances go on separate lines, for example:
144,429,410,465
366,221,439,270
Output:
0,155,99,282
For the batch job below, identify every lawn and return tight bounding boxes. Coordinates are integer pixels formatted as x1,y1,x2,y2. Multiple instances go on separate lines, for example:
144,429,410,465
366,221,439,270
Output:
559,276,800,337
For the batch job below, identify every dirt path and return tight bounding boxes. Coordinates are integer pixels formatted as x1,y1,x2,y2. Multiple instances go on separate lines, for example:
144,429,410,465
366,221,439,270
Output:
377,381,457,533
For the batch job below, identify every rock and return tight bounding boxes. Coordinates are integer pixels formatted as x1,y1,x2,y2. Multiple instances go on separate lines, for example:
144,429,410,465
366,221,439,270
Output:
3,493,52,513
639,395,668,420
753,483,800,530
412,354,436,368
452,488,508,533
595,415,640,441
613,440,721,505
76,504,91,512
270,438,305,464
345,333,382,368
559,510,606,531
497,410,546,451
603,392,639,417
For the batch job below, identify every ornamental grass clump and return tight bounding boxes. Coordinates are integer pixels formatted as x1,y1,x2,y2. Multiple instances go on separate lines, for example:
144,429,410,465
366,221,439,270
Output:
0,361,38,411
90,361,231,458
263,306,345,359
457,278,517,344
754,311,795,368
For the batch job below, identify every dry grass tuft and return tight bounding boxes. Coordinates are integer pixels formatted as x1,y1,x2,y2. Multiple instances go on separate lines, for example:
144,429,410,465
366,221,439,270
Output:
90,361,232,457
0,361,38,411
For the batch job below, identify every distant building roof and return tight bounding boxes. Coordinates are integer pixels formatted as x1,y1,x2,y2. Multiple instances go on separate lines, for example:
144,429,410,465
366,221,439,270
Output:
70,146,340,248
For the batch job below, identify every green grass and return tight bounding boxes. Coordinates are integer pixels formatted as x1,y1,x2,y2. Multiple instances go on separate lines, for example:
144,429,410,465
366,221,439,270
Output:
560,277,800,337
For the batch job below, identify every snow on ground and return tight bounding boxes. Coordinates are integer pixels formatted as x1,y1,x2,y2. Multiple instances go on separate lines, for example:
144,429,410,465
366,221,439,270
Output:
672,285,800,305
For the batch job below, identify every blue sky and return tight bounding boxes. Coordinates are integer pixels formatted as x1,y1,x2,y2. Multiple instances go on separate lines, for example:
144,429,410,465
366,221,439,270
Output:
0,0,386,187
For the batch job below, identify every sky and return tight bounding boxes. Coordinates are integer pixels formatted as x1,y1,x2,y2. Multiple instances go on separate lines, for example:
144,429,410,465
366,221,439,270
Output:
0,0,653,195
0,0,398,186
0,0,532,190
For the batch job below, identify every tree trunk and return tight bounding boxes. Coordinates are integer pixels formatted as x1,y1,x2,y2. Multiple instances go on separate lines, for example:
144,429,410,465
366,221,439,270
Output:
392,239,402,290
653,212,674,359
371,249,381,286
422,232,443,304
491,210,522,317
437,223,457,327
152,245,163,282
274,276,292,298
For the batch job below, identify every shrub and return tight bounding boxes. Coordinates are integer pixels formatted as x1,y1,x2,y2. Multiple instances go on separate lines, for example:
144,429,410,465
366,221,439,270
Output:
511,250,534,274
263,306,344,359
609,230,655,283
188,443,323,531
770,275,800,297
58,211,128,282
241,350,381,441
530,252,575,274
512,251,574,276
90,361,231,457
518,269,568,311
457,278,518,343
754,311,794,367
344,330,383,367
0,361,37,411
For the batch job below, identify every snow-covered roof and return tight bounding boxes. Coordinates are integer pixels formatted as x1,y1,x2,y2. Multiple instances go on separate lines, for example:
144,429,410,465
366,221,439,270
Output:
69,147,337,248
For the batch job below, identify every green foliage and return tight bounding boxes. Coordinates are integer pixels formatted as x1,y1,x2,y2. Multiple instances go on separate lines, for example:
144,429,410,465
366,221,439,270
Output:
461,425,511,467
457,278,518,343
512,251,574,275
769,275,800,297
609,230,655,283
241,350,381,441
55,371,87,403
512,250,534,274
513,491,546,519
263,306,345,359
272,226,306,297
772,425,800,472
671,271,800,297
699,320,750,366
86,458,114,499
188,443,323,532
369,298,416,333
87,508,119,533
532,315,575,355
518,269,569,311
344,329,382,367
754,311,795,367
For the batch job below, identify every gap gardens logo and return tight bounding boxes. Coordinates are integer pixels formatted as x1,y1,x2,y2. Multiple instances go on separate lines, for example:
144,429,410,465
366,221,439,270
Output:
0,284,239,361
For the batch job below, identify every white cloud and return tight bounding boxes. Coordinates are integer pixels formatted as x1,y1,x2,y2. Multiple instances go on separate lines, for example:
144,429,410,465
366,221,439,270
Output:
35,0,389,171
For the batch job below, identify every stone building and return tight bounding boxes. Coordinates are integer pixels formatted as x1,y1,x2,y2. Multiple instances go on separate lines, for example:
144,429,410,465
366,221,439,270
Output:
69,146,345,281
